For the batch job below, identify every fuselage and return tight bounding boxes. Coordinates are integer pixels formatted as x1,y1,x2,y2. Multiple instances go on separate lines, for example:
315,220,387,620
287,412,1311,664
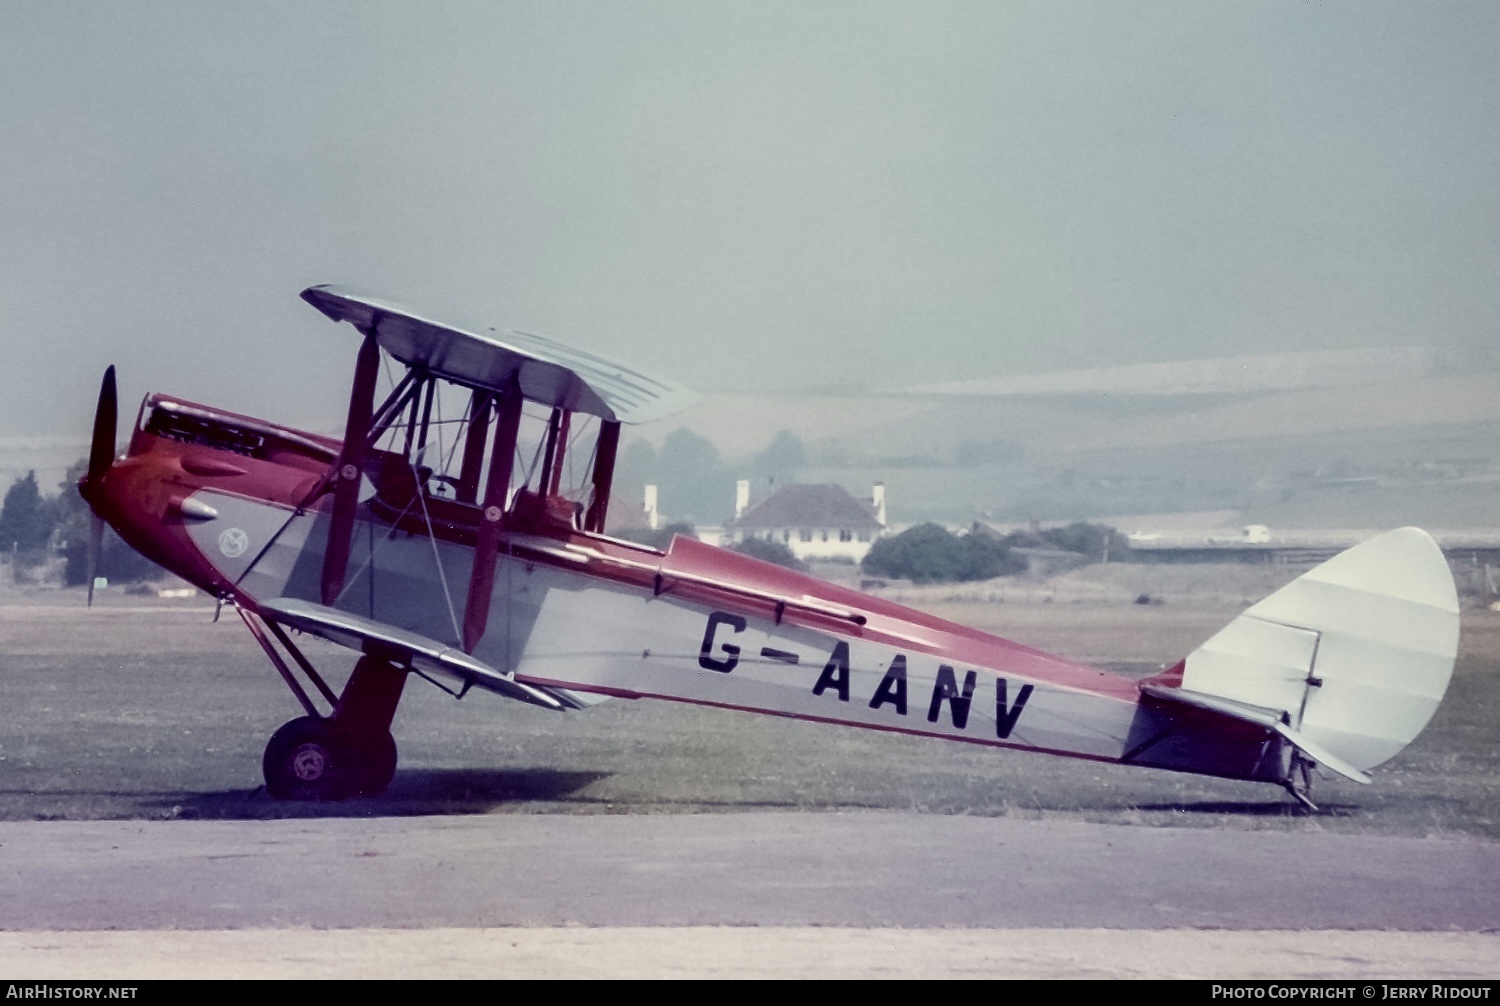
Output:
87,392,1289,784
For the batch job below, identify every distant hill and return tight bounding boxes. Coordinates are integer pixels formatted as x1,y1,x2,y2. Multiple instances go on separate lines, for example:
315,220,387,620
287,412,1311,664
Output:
641,348,1500,529
661,372,1500,461
908,346,1435,396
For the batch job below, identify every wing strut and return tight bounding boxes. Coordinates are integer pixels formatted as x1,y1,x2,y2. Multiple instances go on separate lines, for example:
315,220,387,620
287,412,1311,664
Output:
456,392,493,503
584,420,620,533
320,330,381,605
463,376,523,652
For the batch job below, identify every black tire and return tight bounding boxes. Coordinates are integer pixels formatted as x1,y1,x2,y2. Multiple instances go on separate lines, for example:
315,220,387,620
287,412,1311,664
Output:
345,730,398,797
263,716,349,801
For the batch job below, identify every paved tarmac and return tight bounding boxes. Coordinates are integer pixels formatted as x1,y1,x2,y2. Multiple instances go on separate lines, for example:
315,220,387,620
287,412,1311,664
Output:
2,811,1496,932
3,927,1498,980
2,812,1498,977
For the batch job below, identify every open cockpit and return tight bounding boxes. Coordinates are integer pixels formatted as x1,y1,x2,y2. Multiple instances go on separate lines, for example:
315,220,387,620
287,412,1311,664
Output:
353,366,621,544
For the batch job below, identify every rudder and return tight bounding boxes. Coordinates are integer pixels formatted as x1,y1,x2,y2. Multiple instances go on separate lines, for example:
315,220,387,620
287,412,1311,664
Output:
1166,527,1459,774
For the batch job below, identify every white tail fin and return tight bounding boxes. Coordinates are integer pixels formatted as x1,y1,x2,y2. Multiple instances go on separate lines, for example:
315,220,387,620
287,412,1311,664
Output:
1177,527,1459,773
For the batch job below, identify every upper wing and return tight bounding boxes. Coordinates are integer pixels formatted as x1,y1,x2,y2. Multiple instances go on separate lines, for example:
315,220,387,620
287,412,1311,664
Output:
301,284,699,425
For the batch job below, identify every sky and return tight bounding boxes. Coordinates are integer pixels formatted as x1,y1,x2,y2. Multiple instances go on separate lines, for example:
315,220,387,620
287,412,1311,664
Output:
2,1,1497,437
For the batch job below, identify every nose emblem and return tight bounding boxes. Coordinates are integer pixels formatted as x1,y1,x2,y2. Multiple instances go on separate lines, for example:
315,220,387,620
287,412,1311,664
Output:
218,527,250,558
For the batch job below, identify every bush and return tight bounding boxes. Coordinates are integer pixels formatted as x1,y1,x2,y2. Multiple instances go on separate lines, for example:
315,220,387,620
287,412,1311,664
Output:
862,523,1025,584
727,536,805,570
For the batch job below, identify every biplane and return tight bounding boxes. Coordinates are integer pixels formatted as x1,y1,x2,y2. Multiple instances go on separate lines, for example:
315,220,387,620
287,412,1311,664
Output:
78,285,1460,807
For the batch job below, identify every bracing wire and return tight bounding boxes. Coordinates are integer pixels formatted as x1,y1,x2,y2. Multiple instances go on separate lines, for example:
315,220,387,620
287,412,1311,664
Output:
564,415,595,498
410,448,464,646
436,386,464,485
519,405,549,492
376,354,399,453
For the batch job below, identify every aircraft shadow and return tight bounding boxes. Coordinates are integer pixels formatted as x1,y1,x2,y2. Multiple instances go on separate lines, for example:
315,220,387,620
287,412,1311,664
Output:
149,768,615,820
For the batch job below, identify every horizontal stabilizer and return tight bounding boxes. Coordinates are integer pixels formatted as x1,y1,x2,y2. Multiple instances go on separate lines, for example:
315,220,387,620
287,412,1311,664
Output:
260,597,571,711
1141,684,1371,784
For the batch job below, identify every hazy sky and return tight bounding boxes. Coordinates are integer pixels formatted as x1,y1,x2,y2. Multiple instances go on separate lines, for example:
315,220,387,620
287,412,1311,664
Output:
2,1,1497,436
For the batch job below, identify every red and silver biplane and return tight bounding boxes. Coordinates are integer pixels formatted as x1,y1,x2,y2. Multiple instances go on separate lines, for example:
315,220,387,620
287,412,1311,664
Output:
78,286,1460,807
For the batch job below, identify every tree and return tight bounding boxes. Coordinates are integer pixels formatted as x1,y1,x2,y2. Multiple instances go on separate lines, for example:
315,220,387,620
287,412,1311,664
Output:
0,471,55,568
862,523,1024,584
656,429,734,523
750,430,808,482
613,437,659,503
958,531,1028,579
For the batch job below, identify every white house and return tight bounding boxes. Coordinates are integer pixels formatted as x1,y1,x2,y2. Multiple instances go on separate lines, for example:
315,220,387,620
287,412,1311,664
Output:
720,481,887,562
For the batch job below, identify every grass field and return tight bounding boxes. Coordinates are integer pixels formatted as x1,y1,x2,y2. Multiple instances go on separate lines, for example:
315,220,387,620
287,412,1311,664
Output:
1,593,1496,839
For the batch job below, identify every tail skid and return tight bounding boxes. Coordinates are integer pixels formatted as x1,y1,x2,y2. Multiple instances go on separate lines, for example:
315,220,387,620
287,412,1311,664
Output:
1142,527,1459,801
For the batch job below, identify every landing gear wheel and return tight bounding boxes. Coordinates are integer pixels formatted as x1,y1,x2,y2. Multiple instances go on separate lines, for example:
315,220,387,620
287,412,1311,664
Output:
263,716,350,801
345,730,398,797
